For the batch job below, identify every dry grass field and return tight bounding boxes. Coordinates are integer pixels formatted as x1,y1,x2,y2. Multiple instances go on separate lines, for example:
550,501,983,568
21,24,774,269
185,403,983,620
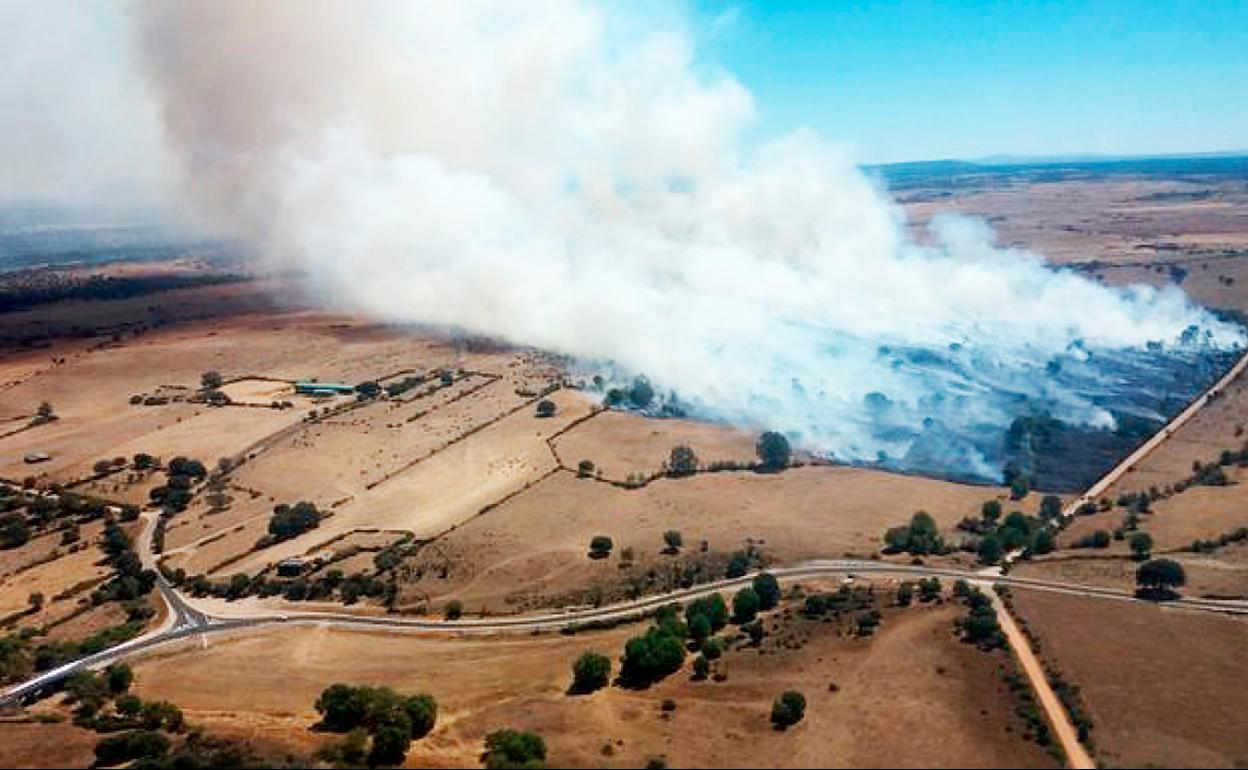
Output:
127,592,1055,769
394,465,996,613
1010,589,1248,768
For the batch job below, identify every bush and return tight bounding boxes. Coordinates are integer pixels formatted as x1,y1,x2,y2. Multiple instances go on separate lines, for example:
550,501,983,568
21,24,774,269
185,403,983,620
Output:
483,729,547,769
770,690,806,728
444,600,463,621
588,535,613,559
571,651,612,693
1129,531,1154,561
94,730,170,765
535,399,556,418
666,445,698,477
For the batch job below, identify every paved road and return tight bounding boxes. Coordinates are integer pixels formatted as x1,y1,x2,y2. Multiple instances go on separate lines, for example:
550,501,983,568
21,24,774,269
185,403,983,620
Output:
5,555,1246,705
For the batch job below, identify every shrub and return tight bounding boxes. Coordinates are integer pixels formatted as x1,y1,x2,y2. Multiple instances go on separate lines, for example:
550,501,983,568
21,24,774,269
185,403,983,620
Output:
588,535,613,559
666,445,698,477
535,399,556,418
770,690,806,728
483,729,547,769
444,600,463,621
571,652,612,693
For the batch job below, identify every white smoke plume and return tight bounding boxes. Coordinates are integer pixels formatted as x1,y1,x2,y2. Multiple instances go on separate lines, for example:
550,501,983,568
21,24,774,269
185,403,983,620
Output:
132,1,1242,477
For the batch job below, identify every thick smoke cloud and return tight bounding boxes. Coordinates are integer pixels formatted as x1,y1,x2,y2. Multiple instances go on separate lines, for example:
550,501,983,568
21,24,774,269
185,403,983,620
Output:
132,1,1241,477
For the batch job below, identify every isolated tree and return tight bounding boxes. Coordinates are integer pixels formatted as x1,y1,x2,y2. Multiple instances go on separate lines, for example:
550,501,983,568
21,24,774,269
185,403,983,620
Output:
981,499,1003,525
752,572,781,611
1129,531,1154,561
1136,558,1186,596
588,535,613,559
535,399,556,418
200,371,223,391
667,445,698,477
662,529,683,554
756,431,791,471
577,459,595,478
28,592,44,611
37,401,55,420
770,690,806,729
571,651,612,693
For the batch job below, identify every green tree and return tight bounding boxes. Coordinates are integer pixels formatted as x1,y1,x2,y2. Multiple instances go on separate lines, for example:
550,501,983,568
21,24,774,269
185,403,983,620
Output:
535,399,556,418
368,721,412,768
756,431,792,471
402,694,437,739
752,572,781,611
200,371,224,391
620,627,686,686
662,529,682,553
732,586,761,624
1039,494,1063,519
105,662,133,694
770,690,806,729
588,535,613,559
981,499,1003,525
444,600,463,620
1136,558,1186,596
1129,531,1154,561
571,652,612,693
0,513,30,549
977,534,1004,565
483,729,547,769
667,445,699,477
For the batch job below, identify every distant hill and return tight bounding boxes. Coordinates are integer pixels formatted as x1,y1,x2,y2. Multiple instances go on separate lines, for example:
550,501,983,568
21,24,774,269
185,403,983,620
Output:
867,152,1248,191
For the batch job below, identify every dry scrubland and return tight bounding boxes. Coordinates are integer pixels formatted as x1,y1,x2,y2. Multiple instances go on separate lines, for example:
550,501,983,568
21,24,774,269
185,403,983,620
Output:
2,172,1248,767
397,465,993,612
126,593,1055,770
1010,590,1248,768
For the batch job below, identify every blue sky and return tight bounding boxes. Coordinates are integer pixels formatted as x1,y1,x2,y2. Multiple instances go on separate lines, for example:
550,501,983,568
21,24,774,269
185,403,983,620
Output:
695,0,1248,163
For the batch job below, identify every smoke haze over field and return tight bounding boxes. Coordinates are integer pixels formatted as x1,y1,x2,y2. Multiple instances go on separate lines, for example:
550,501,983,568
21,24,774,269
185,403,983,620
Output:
12,1,1246,479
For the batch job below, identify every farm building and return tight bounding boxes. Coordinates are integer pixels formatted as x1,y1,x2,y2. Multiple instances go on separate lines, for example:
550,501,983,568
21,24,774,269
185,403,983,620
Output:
294,381,356,396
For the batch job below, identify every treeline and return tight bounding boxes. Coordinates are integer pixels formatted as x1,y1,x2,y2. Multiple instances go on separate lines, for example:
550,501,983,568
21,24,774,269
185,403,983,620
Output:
0,272,248,313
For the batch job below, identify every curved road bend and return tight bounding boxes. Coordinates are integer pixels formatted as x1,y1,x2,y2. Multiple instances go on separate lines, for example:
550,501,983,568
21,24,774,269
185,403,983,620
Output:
5,557,1246,706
